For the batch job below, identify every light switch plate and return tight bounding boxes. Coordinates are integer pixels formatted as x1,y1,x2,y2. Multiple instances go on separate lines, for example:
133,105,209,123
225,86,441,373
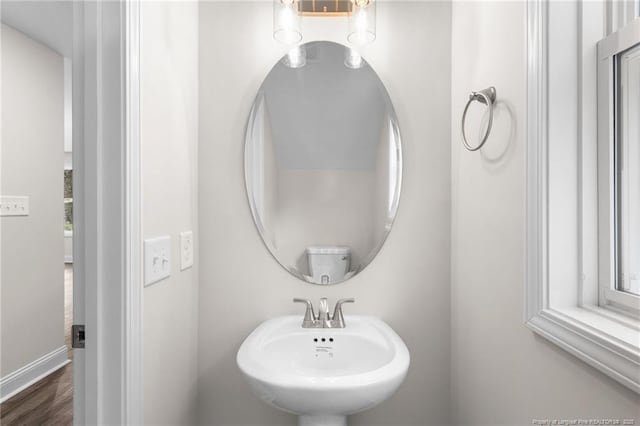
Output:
144,236,171,286
180,231,194,271
0,196,29,216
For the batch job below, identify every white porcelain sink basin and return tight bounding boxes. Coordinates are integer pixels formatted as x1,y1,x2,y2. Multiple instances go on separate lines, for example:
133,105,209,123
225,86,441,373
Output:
237,315,410,426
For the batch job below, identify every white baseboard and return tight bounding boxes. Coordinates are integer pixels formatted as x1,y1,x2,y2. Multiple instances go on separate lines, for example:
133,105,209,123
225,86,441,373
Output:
0,346,70,403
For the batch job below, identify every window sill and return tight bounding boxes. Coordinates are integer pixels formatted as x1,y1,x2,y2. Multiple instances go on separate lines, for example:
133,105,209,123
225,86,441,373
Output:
526,306,640,392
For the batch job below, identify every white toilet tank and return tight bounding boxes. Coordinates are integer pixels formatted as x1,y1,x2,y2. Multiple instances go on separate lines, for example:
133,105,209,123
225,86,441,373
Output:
306,246,351,284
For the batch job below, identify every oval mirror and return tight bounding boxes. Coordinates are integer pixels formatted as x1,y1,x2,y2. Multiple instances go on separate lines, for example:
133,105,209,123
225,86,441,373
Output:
245,41,402,285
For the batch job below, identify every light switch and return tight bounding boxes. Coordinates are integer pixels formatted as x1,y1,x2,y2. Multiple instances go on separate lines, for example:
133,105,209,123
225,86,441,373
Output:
144,236,171,286
180,231,194,271
0,196,29,216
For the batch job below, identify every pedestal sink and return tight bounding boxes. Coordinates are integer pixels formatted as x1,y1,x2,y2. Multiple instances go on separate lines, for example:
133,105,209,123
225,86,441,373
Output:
236,315,410,426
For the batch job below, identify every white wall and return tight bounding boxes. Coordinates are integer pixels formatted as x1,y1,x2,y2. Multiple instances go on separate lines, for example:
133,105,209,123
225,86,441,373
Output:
450,3,640,425
1,24,65,376
140,2,199,424
198,2,451,425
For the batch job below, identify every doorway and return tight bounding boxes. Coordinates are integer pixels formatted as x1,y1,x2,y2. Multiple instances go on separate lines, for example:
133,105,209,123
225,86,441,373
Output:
1,2,143,424
0,2,76,423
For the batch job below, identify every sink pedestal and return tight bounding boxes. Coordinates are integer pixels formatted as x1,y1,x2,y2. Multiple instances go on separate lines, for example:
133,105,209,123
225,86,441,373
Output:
298,415,347,426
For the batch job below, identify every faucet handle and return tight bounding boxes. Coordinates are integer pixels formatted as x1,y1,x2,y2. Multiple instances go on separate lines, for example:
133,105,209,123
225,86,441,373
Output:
332,298,355,327
293,298,316,324
318,297,330,321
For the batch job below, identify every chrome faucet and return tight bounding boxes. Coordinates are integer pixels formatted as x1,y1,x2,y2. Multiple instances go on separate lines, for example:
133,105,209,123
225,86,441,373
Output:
318,298,330,327
293,297,355,328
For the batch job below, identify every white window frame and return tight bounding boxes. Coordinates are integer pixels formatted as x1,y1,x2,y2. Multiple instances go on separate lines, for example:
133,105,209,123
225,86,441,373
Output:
527,0,640,394
597,18,640,315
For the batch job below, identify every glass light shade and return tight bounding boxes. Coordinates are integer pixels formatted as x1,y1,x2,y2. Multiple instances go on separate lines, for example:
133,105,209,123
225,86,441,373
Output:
347,0,376,45
273,0,302,44
283,45,307,68
344,47,364,69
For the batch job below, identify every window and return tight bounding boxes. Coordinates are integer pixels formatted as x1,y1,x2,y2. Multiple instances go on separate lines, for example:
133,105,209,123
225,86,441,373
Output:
597,17,640,315
616,43,640,297
64,169,73,232
527,1,640,394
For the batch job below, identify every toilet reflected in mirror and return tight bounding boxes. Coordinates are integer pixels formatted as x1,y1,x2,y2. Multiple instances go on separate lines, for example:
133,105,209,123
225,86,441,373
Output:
305,246,352,284
244,41,402,285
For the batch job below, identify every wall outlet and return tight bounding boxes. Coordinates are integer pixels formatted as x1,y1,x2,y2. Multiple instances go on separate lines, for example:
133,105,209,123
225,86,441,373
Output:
144,236,171,286
180,231,194,271
0,196,29,216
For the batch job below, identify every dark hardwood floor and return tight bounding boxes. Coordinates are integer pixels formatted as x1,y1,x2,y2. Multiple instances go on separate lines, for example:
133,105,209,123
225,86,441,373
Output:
0,265,73,426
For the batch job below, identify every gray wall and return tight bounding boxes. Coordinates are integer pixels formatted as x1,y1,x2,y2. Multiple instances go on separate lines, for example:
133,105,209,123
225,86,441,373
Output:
263,41,386,171
198,2,452,425
0,1,73,57
275,169,375,274
1,24,65,376
140,2,200,424
450,2,640,425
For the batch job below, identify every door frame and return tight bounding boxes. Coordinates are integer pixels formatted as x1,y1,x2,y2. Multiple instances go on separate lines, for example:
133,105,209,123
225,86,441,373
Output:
124,0,143,423
73,1,143,424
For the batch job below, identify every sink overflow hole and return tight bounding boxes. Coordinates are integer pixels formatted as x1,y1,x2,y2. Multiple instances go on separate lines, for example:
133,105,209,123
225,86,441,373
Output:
313,338,334,342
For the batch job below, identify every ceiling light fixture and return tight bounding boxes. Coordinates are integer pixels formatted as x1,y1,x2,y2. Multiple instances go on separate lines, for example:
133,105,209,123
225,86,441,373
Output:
273,0,376,46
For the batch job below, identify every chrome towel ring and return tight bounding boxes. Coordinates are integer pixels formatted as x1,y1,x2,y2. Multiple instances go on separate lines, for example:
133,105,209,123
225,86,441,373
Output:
461,86,497,151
